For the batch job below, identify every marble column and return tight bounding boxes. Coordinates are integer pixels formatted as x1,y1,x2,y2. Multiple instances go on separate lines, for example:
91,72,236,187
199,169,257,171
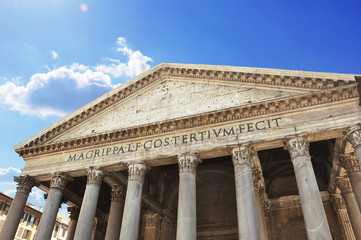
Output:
338,154,361,211
66,206,80,240
252,167,269,240
0,175,36,240
35,172,72,240
331,194,356,240
231,145,260,240
74,166,105,240
119,162,149,240
176,153,200,240
346,125,361,166
143,212,161,240
284,134,332,240
337,177,361,240
105,185,125,240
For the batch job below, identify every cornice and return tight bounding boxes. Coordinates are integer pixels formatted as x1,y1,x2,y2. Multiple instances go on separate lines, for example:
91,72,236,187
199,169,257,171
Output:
16,84,358,158
14,64,357,153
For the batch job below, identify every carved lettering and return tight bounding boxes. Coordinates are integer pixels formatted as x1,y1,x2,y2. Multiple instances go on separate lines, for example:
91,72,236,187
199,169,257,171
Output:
66,118,282,161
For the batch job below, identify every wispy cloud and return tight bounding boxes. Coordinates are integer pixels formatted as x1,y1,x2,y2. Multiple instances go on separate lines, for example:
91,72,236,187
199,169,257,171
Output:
0,37,152,118
0,167,21,175
51,50,58,59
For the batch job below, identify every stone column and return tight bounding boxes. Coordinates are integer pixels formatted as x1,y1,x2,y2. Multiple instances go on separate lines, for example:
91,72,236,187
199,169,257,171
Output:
74,166,105,240
331,194,356,240
35,172,72,240
143,212,161,240
105,185,125,240
346,125,361,166
176,153,200,240
252,167,269,240
119,162,149,240
0,175,36,240
284,134,332,240
231,145,260,240
66,206,80,240
337,177,361,240
338,154,361,211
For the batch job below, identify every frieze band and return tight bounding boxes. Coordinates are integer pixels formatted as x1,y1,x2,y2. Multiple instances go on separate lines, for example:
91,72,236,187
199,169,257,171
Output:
67,118,281,162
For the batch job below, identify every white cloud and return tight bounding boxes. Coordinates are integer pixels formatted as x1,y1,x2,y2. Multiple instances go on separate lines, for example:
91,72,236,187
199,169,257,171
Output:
29,188,45,205
51,50,58,59
0,37,151,118
0,167,21,175
95,37,152,78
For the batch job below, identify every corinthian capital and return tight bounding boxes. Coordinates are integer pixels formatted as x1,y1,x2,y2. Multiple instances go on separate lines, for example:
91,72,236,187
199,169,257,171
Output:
231,144,253,166
111,185,125,202
346,124,361,150
14,175,37,193
50,172,73,190
338,154,361,173
284,134,310,160
336,176,353,195
128,162,149,182
87,166,104,185
178,152,200,174
330,194,346,212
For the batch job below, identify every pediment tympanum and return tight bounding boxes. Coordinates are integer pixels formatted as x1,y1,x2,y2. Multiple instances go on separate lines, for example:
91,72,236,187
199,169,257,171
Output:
14,63,358,159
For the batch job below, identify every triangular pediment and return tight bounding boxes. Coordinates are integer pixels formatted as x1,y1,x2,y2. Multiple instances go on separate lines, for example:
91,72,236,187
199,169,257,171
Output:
15,63,357,156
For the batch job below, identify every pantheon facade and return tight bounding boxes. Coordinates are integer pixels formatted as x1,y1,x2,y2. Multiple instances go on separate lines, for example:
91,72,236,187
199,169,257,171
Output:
1,63,361,240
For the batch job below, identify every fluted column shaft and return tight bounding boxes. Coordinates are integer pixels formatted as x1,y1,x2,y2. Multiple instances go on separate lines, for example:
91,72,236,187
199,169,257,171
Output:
66,206,80,240
331,194,356,240
337,177,361,240
0,175,36,240
74,167,105,240
231,145,259,240
35,172,72,240
284,134,332,240
105,185,125,240
338,154,361,211
176,153,200,240
119,162,148,240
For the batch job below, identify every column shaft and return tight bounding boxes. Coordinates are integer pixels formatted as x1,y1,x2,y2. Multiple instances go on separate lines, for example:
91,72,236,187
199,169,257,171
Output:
176,153,199,240
338,154,361,211
35,173,72,240
0,175,36,240
349,172,361,210
232,145,259,240
105,185,125,240
66,206,79,240
337,177,361,240
284,135,332,240
74,166,104,240
119,162,148,240
331,194,356,240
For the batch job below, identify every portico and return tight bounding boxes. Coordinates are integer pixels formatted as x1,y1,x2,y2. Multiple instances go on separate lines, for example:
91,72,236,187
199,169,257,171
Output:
2,63,361,239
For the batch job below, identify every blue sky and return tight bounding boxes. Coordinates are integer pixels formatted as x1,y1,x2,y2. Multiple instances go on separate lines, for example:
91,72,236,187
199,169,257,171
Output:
0,0,360,215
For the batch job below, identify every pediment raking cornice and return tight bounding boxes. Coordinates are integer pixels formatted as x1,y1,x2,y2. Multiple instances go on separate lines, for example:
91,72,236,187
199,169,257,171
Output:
14,63,357,152
16,84,358,158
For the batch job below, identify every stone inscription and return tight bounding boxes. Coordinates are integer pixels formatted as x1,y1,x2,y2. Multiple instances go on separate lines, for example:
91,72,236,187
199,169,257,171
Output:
68,118,281,162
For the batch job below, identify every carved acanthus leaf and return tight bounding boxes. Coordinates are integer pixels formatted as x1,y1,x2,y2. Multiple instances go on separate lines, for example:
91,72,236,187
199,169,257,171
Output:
14,175,37,193
178,153,200,174
338,154,361,173
87,166,104,185
50,172,73,190
231,144,253,166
